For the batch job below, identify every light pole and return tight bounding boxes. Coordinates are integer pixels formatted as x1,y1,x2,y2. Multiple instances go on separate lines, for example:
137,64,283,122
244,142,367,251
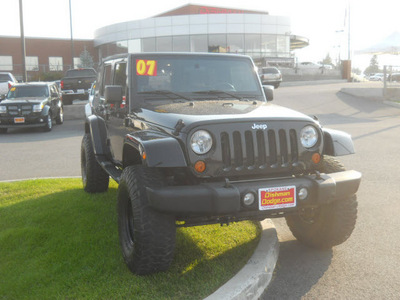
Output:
19,0,27,82
69,0,75,69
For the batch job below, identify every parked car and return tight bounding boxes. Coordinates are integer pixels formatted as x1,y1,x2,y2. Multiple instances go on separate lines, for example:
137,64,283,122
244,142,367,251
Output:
369,73,384,81
0,82,63,133
81,52,361,275
259,67,282,88
0,72,18,101
61,68,97,105
387,73,400,82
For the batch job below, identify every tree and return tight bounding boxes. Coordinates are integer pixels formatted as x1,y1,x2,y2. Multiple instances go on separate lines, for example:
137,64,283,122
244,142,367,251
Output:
78,48,94,68
321,53,333,66
364,55,380,75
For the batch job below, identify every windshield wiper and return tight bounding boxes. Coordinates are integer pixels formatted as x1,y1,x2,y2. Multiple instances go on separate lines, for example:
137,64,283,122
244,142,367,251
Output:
138,90,193,102
193,90,246,101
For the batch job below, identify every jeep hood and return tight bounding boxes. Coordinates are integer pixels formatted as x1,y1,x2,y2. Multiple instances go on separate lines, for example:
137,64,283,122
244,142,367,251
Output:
137,100,315,132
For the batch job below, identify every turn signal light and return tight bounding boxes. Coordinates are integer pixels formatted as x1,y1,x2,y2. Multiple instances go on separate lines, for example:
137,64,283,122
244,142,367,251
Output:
312,153,321,164
194,160,206,173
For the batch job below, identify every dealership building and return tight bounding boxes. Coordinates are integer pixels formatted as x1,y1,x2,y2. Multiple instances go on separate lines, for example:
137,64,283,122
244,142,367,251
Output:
95,4,308,67
0,4,308,80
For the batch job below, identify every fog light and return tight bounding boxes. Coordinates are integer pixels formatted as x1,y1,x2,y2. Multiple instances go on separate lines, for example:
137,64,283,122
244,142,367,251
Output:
298,188,308,200
243,192,255,206
39,118,44,122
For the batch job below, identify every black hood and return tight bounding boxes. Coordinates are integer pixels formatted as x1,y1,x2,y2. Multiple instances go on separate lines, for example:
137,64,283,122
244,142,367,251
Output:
135,100,315,133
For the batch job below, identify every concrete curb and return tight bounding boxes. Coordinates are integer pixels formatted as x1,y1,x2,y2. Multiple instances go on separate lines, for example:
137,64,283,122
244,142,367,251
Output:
204,219,279,300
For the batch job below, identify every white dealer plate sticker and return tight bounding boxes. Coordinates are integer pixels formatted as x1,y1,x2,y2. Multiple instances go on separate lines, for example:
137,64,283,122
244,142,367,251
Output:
258,186,296,211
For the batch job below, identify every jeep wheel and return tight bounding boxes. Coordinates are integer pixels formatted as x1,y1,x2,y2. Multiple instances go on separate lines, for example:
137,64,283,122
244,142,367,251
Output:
55,106,64,124
117,165,176,275
285,156,358,249
43,112,52,132
81,134,109,193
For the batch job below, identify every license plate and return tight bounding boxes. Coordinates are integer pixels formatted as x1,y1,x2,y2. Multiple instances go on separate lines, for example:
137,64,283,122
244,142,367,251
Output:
14,117,25,124
258,186,296,211
77,89,85,94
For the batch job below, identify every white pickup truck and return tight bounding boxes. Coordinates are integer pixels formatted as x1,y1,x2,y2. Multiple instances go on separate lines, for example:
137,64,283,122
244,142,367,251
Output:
0,72,17,100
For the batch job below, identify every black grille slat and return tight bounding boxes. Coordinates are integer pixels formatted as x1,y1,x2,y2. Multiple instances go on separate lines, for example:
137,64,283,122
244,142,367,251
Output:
220,128,299,172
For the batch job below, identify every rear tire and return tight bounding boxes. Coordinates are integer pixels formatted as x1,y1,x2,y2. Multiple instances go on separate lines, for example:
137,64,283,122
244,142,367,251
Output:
81,133,109,193
285,156,358,249
117,165,176,275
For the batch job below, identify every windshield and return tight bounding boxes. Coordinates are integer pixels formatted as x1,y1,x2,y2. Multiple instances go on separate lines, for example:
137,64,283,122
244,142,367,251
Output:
133,55,263,100
7,86,49,99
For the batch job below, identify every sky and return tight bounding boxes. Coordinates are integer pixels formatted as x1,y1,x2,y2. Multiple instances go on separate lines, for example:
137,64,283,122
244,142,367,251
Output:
2,0,400,70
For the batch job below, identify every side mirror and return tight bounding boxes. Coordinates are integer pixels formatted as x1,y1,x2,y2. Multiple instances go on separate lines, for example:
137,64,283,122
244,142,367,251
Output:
263,85,274,101
104,85,123,104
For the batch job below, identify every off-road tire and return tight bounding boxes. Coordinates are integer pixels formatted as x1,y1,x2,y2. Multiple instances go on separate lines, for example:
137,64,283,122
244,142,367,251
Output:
43,112,52,132
81,133,109,193
55,106,64,124
285,155,358,249
117,165,176,275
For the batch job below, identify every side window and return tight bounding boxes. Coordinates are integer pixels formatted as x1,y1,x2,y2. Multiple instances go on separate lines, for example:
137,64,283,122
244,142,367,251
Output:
114,62,127,96
100,64,112,96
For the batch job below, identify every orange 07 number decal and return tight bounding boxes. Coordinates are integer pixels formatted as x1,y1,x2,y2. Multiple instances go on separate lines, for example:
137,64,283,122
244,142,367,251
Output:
136,59,157,76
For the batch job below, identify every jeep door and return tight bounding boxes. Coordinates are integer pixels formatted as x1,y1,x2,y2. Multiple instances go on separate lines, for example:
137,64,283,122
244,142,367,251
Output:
97,59,129,163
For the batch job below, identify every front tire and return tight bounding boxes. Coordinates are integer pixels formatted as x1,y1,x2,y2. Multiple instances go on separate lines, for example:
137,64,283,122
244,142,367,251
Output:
117,165,176,275
81,133,109,193
285,156,358,249
43,112,52,132
55,106,64,124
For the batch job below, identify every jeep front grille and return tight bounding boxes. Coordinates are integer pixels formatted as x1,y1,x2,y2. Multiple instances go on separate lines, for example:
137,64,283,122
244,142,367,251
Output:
221,129,298,171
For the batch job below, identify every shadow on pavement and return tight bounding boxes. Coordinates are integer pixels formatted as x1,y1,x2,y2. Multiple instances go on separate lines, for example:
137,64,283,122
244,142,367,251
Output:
261,240,332,299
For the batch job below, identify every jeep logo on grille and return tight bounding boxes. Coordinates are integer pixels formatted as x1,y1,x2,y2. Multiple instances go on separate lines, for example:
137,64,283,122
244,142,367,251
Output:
252,123,268,130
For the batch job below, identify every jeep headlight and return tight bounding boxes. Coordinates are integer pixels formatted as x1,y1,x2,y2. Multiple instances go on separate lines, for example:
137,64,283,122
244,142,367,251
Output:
190,130,213,154
0,106,6,113
300,125,318,148
33,104,44,112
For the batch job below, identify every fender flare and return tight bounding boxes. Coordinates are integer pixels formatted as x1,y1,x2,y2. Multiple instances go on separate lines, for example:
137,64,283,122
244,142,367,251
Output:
322,128,355,156
124,130,187,167
85,114,111,157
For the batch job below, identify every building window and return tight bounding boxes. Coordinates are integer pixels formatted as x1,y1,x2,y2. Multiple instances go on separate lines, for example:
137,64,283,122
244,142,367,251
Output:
277,35,290,57
156,37,172,52
128,39,141,53
142,38,156,52
26,56,39,71
49,57,63,71
173,35,190,52
0,56,13,71
245,34,261,54
262,34,277,56
227,34,244,54
208,34,227,52
190,35,208,52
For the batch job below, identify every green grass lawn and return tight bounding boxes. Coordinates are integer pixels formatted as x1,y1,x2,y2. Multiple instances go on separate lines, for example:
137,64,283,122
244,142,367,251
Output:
0,178,260,299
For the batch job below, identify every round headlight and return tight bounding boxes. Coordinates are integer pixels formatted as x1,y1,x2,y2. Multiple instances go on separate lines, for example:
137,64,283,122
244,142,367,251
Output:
300,125,318,148
190,130,213,154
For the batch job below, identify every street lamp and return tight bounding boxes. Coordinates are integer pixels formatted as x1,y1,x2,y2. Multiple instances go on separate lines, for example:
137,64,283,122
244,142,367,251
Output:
19,0,27,82
69,0,75,69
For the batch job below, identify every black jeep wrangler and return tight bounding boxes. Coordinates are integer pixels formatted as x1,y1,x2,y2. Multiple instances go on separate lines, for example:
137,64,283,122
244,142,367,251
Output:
81,53,361,275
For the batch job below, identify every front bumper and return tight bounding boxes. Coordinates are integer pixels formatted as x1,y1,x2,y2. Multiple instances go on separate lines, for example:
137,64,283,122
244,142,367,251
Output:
0,115,47,128
147,170,361,216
